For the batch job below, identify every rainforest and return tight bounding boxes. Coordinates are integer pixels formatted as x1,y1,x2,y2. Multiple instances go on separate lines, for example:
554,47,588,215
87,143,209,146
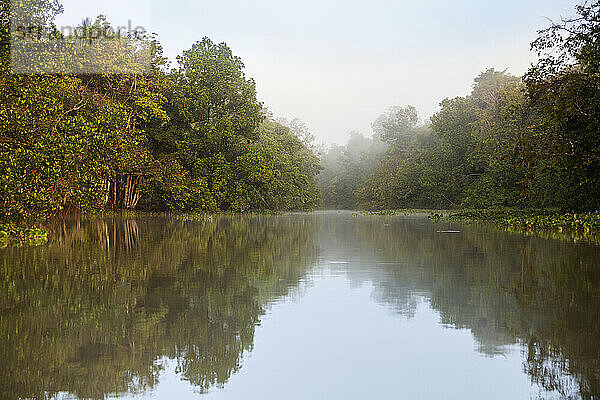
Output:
2,2,600,400
2,0,600,237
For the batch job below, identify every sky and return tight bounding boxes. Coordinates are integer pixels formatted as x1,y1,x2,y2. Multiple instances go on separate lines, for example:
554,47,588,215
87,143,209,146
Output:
55,0,580,146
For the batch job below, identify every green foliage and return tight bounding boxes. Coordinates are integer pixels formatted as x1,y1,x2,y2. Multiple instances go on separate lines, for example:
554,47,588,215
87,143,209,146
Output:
141,157,216,212
348,60,598,213
372,105,420,146
242,119,321,211
518,2,600,209
0,69,161,223
0,7,167,223
6,0,600,224
518,2,600,210
323,2,600,214
1,3,322,226
354,70,528,210
444,209,600,235
140,38,321,213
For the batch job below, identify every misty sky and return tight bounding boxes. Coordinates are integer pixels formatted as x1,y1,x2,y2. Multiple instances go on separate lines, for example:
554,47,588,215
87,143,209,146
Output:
55,0,579,145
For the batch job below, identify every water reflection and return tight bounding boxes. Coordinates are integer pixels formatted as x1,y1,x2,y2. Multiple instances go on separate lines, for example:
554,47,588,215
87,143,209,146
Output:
0,215,319,399
320,213,600,399
0,212,599,399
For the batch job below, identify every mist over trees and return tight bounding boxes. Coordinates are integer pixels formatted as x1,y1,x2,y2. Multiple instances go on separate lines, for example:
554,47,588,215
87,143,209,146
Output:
320,1,600,212
318,131,386,209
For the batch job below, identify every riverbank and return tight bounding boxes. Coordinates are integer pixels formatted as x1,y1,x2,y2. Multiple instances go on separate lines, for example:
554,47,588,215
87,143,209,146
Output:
369,208,600,238
442,209,600,233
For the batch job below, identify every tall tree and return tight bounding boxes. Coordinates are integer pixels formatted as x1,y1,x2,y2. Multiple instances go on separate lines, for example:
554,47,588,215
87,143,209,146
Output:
522,1,600,210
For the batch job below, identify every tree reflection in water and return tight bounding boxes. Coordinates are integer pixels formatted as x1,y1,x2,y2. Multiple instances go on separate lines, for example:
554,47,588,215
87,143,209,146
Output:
0,215,319,399
326,214,600,400
1,213,599,399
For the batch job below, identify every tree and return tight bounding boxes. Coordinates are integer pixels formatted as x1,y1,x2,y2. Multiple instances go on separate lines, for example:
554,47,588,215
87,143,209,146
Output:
0,10,167,222
143,37,265,212
521,1,600,210
319,132,387,209
372,105,420,147
356,70,528,210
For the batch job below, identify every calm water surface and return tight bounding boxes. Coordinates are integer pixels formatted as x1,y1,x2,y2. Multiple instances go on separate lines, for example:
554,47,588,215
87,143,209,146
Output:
1,211,599,399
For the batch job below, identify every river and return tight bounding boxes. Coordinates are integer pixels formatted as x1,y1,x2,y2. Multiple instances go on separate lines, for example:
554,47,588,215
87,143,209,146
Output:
1,211,599,399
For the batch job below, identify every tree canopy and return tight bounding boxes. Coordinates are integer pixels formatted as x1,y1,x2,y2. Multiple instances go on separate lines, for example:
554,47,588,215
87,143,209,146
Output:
0,2,321,224
321,0,600,212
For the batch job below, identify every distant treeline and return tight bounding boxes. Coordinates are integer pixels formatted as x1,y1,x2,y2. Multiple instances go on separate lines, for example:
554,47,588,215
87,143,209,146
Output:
0,0,321,224
320,1,600,212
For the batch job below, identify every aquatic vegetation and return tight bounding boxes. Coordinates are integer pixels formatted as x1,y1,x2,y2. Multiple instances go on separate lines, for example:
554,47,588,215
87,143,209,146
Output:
444,209,600,235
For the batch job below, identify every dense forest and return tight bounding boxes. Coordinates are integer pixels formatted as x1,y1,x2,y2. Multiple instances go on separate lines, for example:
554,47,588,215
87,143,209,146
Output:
321,1,600,212
0,0,321,225
2,0,600,228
